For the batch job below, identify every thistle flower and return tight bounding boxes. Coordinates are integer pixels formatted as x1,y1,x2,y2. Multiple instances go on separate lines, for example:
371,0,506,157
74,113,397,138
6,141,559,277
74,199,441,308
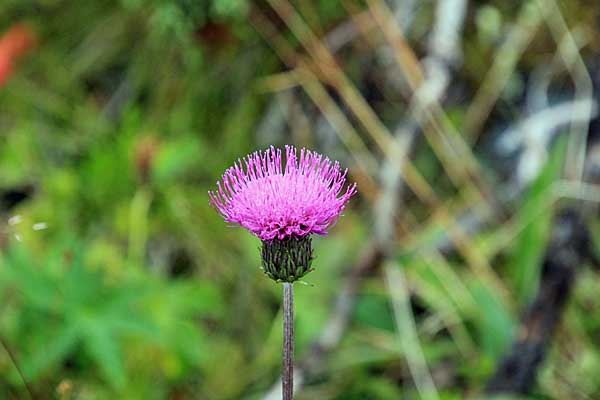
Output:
208,145,356,400
209,145,356,282
209,145,356,242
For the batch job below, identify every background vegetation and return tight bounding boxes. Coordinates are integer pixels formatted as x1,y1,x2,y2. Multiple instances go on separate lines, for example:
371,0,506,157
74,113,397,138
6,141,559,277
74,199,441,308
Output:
0,0,599,399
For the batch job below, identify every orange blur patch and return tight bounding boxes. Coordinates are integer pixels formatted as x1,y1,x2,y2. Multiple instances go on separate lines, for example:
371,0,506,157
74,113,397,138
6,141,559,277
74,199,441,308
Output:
0,23,37,87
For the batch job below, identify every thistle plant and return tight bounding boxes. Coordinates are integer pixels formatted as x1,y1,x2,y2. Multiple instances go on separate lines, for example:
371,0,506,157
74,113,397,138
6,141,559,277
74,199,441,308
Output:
209,145,356,399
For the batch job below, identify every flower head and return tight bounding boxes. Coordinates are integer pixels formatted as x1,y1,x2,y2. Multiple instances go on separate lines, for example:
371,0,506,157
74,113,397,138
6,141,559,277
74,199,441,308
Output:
208,145,357,241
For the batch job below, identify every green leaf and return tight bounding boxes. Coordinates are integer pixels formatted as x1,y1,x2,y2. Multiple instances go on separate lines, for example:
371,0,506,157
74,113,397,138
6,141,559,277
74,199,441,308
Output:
23,323,79,379
468,280,515,359
354,293,395,332
153,137,202,185
510,135,568,304
83,323,126,390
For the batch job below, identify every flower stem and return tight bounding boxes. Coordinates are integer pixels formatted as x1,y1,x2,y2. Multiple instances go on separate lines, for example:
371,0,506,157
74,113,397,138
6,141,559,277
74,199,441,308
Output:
282,282,294,400
0,334,35,399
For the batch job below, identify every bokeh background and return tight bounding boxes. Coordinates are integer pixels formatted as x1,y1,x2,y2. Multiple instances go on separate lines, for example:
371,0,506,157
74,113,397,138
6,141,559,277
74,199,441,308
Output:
1,0,600,399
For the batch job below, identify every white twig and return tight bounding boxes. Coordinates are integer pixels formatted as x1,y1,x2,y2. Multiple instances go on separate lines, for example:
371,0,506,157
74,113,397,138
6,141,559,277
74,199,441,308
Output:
497,98,598,187
538,0,594,186
427,0,466,66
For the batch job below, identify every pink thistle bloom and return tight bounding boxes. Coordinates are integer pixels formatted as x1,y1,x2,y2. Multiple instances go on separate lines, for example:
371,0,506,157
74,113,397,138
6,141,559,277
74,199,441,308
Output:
208,145,357,241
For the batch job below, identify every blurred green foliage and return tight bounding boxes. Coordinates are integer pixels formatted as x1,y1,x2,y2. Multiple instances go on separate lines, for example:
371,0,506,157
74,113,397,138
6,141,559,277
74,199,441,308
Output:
0,0,599,399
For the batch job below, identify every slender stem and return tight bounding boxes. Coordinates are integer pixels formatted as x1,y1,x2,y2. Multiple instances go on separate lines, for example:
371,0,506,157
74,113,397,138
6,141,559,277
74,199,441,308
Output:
0,334,35,399
282,282,294,400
